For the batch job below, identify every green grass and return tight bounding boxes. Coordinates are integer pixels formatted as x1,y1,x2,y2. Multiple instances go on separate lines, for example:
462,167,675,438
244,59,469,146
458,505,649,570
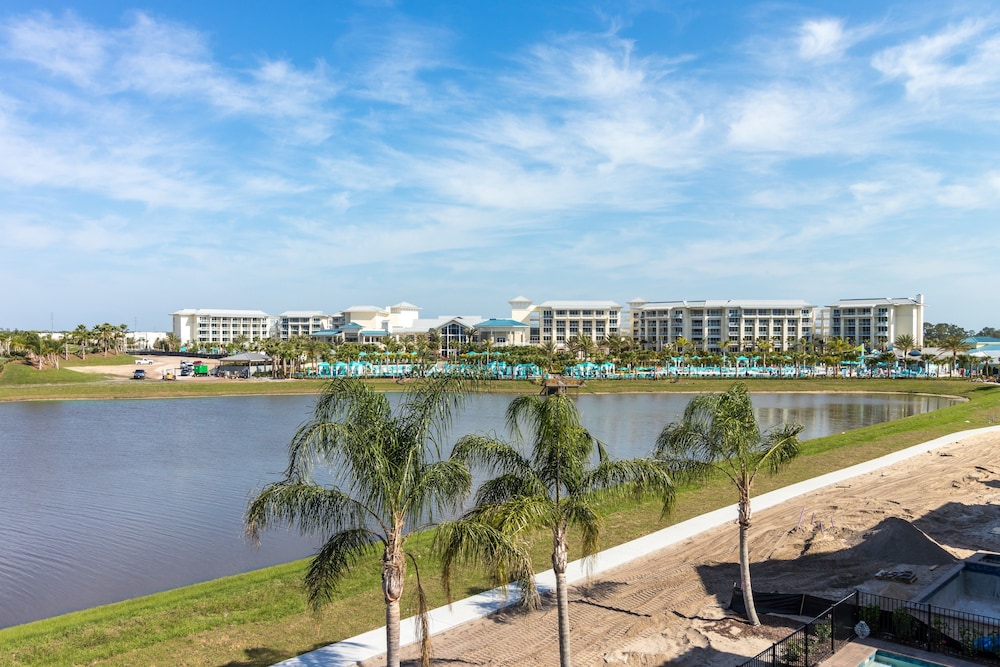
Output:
0,362,107,386
0,379,998,666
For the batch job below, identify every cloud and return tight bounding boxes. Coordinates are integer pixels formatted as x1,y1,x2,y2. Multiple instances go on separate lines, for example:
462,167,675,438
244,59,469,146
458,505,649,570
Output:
1,11,109,87
798,18,848,60
871,18,1000,101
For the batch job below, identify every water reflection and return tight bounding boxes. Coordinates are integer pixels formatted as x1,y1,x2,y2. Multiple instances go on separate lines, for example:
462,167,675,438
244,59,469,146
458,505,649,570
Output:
0,391,954,628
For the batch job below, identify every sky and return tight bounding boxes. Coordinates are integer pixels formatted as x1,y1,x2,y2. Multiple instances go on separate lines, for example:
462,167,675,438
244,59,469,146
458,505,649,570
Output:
1,1,998,334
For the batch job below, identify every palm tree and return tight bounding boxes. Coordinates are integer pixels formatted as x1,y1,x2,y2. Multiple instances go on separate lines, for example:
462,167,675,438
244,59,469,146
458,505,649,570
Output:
754,338,773,369
71,324,91,359
655,382,803,626
893,334,916,374
245,376,480,667
440,393,675,667
939,334,972,376
538,340,558,372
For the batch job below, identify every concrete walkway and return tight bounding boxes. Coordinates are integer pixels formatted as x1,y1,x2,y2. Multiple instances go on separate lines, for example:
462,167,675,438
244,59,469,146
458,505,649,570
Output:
274,424,1000,667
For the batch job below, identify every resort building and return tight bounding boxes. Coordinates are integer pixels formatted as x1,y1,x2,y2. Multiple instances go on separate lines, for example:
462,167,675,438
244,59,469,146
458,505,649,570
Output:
276,311,333,339
627,299,816,353
826,295,926,348
509,297,623,347
473,318,531,347
169,292,927,355
170,308,274,347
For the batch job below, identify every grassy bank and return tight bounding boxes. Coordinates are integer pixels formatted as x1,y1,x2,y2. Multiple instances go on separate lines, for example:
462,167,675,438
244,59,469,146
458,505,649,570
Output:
1,379,998,666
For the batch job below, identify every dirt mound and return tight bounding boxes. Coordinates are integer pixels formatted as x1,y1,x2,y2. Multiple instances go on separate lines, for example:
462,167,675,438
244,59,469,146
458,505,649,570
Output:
840,516,956,567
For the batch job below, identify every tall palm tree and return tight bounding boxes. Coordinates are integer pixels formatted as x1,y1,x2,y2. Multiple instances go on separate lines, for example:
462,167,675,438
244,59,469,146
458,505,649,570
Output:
538,340,558,372
655,382,803,626
893,333,916,374
245,376,479,667
71,324,91,359
939,334,972,376
440,393,675,667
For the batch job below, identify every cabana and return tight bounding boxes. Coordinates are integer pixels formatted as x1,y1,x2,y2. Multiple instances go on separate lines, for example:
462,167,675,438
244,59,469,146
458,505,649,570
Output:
217,351,271,378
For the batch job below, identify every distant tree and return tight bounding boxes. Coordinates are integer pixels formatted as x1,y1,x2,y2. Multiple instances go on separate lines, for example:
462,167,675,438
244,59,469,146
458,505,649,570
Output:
923,322,971,346
567,333,595,361
70,324,91,359
976,327,1000,339
940,335,972,375
538,340,557,371
893,334,916,373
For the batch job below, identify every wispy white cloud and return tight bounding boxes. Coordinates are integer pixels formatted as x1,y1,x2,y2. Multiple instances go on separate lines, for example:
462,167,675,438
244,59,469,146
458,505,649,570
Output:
798,18,848,60
872,18,1000,102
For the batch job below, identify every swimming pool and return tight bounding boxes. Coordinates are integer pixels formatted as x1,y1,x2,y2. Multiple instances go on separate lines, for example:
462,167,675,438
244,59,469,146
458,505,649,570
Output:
858,649,950,667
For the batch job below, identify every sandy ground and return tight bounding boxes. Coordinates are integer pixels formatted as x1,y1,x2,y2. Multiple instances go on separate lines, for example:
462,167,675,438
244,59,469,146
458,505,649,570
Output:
73,355,222,381
389,432,1000,667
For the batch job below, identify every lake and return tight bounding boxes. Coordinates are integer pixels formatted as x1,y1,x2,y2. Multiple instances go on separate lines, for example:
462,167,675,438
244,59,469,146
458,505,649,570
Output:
0,391,955,628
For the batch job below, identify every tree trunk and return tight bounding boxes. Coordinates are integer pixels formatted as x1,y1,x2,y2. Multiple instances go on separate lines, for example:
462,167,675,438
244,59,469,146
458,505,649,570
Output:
738,500,760,626
552,526,572,667
385,597,401,667
383,539,406,667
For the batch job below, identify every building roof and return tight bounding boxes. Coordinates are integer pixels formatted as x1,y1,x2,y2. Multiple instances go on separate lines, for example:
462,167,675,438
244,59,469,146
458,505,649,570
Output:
536,300,622,309
827,296,924,307
636,299,814,310
400,315,484,332
279,310,327,317
476,318,529,328
170,308,271,317
390,301,420,310
342,305,388,314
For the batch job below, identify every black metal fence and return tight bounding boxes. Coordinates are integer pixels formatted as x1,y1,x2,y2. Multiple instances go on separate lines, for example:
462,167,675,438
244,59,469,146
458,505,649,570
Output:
740,594,854,667
740,590,1000,667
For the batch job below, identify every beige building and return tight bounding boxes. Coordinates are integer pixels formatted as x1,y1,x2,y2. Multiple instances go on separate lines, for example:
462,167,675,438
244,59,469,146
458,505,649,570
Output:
509,297,622,347
628,299,816,353
826,295,925,348
277,311,333,339
170,309,274,347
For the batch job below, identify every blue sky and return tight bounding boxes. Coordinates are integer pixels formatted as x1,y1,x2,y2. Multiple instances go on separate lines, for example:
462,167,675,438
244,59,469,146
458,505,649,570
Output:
2,1,998,333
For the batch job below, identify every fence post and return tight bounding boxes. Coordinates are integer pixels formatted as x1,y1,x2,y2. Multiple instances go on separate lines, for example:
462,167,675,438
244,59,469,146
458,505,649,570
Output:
830,610,836,656
926,604,933,654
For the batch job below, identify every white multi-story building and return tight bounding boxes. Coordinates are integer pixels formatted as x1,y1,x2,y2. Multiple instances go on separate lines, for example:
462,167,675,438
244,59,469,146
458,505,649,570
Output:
826,295,925,348
628,299,816,353
509,298,622,347
277,311,333,339
170,309,274,347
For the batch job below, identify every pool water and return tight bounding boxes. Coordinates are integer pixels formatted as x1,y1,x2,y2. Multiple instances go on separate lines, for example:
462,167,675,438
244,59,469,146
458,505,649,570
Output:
859,649,950,667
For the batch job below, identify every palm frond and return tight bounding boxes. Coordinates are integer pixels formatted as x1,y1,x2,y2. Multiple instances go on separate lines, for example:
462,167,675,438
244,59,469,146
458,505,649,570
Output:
244,482,370,545
304,528,380,608
435,519,538,609
585,457,676,514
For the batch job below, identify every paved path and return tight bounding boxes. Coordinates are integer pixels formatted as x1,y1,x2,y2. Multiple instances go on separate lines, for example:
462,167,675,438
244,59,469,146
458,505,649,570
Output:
273,425,1000,667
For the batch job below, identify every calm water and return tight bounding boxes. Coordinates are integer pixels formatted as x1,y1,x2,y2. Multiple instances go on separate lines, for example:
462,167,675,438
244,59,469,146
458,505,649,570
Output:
0,391,954,628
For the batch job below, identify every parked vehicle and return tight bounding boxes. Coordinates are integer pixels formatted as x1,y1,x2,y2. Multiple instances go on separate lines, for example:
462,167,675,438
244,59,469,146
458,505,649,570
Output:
134,358,154,365
193,364,209,376
132,369,146,380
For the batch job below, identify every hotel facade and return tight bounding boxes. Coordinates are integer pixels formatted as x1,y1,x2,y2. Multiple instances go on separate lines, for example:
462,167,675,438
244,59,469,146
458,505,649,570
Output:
170,294,925,351
628,299,816,353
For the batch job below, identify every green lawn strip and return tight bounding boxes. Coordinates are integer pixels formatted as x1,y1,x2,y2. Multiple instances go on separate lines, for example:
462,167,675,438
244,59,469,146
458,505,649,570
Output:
1,382,996,666
0,362,108,386
59,354,140,368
